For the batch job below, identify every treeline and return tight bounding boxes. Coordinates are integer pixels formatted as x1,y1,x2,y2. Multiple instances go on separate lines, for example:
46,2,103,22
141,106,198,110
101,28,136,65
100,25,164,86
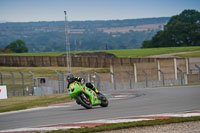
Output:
0,40,28,53
142,9,200,48
0,17,170,52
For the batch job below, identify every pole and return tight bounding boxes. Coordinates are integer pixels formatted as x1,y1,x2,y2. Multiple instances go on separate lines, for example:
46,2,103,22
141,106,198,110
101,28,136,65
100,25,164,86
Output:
134,64,137,83
195,64,200,80
142,70,148,87
158,70,165,86
0,72,3,85
157,60,161,81
29,71,35,95
10,72,16,96
174,58,178,80
177,67,183,85
19,72,25,96
110,65,116,90
64,11,71,73
126,71,132,89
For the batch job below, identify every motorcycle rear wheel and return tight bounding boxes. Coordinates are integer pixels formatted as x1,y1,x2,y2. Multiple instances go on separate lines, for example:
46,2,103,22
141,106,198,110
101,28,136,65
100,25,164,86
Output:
77,93,92,109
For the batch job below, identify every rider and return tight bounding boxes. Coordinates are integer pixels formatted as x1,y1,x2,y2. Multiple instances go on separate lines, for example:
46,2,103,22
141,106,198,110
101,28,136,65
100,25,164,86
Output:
66,73,99,94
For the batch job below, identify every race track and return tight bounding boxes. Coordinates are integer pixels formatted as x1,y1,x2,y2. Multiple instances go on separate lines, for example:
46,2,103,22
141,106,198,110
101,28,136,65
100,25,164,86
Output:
0,85,200,131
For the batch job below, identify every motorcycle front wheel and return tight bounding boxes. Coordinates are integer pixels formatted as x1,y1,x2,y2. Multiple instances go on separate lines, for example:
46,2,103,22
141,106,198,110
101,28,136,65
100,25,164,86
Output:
77,93,92,109
98,93,109,107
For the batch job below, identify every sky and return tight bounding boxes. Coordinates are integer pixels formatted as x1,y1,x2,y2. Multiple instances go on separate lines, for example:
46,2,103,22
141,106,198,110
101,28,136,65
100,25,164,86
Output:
0,0,200,22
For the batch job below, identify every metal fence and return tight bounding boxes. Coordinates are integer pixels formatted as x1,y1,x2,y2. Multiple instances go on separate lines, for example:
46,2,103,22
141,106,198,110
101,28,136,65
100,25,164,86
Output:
0,72,33,96
1,64,200,97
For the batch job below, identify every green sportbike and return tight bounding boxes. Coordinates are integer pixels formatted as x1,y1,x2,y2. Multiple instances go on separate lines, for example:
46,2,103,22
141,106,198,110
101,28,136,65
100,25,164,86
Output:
68,82,108,109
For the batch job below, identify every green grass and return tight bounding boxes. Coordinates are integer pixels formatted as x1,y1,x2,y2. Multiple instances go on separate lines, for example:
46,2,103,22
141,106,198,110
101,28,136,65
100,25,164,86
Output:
0,52,66,56
48,116,200,133
1,46,200,57
177,51,200,57
105,46,200,57
0,67,109,77
0,94,71,113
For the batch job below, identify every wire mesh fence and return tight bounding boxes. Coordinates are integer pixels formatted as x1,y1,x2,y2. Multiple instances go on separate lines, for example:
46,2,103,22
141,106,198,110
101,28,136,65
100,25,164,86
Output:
0,72,33,96
1,62,199,97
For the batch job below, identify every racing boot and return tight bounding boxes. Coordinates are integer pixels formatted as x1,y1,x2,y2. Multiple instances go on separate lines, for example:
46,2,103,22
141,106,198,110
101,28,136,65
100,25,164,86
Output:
92,87,102,100
92,87,99,94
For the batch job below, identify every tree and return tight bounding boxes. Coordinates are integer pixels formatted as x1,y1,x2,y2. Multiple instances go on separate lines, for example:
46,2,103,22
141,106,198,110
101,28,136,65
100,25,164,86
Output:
142,9,200,48
5,40,28,53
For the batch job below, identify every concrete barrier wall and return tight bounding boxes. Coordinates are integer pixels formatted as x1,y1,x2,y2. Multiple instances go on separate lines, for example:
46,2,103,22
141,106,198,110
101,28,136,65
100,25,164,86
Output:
136,62,158,82
159,58,175,80
189,57,200,74
0,56,161,67
188,74,200,83
112,58,187,82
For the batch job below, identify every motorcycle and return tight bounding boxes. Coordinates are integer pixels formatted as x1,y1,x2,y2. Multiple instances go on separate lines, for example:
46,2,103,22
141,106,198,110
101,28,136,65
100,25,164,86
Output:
68,82,108,109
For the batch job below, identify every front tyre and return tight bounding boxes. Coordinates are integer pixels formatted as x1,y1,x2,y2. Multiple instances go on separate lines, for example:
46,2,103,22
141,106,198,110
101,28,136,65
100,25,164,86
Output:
98,93,108,107
77,93,92,109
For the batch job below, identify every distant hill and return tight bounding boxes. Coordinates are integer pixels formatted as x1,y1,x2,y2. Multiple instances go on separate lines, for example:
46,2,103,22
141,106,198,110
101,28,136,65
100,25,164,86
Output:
0,17,170,52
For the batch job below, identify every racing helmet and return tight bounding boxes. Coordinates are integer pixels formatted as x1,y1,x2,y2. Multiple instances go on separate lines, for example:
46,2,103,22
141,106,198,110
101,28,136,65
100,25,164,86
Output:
67,73,74,83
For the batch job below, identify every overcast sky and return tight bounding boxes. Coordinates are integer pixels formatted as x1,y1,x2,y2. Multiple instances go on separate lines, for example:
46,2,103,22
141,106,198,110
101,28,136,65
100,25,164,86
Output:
0,0,200,22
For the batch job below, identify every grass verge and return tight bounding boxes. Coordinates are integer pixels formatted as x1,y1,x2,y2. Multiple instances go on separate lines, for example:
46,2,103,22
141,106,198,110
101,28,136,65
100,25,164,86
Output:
48,116,200,133
106,46,200,57
177,51,200,57
0,94,71,113
1,46,200,57
0,52,66,56
0,67,109,77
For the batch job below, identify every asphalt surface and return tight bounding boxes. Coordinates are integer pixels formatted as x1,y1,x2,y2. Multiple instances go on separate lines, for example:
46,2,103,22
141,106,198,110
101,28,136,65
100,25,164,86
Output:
0,85,200,131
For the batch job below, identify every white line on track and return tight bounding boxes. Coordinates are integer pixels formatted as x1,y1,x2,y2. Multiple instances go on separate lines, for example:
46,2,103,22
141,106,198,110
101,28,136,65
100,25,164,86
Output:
1,111,199,133
0,103,73,116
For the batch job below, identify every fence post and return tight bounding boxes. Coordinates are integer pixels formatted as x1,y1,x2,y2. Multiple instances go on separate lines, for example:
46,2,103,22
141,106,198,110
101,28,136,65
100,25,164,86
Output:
61,71,65,93
177,67,184,85
88,74,91,83
55,70,61,93
142,70,148,87
184,73,188,84
195,64,200,80
55,70,65,93
110,65,116,90
134,63,137,83
174,58,178,80
126,71,132,89
29,71,36,95
94,72,101,90
19,72,25,96
10,72,16,96
157,60,161,81
158,69,165,86
0,72,3,85
185,58,189,74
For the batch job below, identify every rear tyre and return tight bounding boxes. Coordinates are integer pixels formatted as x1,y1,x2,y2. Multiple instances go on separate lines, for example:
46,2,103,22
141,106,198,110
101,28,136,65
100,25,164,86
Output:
98,92,108,107
77,93,92,109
